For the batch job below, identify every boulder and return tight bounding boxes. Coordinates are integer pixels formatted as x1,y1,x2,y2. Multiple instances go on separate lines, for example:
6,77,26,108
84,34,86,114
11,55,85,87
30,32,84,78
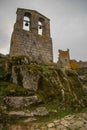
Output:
4,96,39,108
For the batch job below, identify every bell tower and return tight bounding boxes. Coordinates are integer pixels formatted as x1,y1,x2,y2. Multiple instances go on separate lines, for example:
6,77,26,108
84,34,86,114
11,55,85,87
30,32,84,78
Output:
10,8,53,64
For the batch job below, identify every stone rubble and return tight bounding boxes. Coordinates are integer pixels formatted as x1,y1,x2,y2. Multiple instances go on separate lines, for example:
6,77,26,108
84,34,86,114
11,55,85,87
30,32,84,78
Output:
8,107,49,117
8,113,87,130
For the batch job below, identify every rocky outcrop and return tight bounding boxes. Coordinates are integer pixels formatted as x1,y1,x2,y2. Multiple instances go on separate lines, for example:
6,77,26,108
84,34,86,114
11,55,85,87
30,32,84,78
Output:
10,63,86,109
7,113,87,130
8,107,49,117
0,59,85,110
12,66,39,91
0,57,87,128
4,96,39,108
21,67,39,91
76,67,87,96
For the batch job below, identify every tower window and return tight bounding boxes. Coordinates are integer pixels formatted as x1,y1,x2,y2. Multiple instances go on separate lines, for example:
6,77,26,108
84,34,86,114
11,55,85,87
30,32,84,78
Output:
23,13,31,31
38,21,43,35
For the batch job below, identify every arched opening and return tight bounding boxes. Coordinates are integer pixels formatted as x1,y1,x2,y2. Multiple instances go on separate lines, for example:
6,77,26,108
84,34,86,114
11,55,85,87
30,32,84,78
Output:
23,13,31,31
38,21,43,35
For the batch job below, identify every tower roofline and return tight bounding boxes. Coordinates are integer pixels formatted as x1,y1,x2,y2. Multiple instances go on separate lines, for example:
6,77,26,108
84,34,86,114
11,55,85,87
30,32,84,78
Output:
17,8,50,21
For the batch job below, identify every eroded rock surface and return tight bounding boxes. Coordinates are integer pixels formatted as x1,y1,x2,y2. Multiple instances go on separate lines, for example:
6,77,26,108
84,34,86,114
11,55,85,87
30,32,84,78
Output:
7,113,87,130
4,96,39,108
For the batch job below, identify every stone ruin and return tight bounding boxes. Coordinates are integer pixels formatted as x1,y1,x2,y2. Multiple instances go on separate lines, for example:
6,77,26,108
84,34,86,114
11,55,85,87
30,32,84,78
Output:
10,8,53,64
57,49,87,69
57,49,71,69
9,8,87,69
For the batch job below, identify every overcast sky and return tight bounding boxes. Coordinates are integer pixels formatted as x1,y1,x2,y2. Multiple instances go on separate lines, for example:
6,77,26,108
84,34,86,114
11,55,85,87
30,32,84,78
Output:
0,0,87,62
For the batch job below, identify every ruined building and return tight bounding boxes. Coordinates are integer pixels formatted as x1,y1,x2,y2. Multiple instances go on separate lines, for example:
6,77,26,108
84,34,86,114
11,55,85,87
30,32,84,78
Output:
10,8,53,64
57,49,71,69
57,49,87,69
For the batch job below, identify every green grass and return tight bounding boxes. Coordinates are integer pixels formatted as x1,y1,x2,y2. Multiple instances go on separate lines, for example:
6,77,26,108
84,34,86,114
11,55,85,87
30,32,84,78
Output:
0,58,6,63
79,106,87,113
0,69,6,79
31,108,73,123
0,81,35,96
26,99,74,123
1,128,7,130
30,104,87,123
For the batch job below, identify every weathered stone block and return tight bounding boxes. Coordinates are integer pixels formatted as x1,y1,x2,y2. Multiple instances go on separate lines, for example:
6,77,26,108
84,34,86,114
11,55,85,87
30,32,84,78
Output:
4,96,39,108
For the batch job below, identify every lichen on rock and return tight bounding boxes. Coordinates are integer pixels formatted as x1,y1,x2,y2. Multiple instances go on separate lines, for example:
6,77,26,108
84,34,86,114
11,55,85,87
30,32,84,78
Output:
0,56,87,127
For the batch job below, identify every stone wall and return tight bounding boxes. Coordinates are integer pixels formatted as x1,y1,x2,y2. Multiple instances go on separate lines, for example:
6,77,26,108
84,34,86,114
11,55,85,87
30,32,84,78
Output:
77,61,87,68
70,60,87,69
10,8,53,64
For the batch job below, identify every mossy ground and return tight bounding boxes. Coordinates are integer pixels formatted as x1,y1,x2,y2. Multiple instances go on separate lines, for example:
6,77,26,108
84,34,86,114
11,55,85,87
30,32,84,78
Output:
0,57,87,126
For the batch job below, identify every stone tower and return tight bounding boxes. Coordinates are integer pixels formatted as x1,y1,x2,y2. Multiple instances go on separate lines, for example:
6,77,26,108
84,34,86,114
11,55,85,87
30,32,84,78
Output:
57,49,71,69
10,8,53,64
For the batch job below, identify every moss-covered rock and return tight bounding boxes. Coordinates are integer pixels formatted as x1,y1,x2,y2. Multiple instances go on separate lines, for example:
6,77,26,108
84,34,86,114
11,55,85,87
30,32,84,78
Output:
0,56,87,125
10,63,86,109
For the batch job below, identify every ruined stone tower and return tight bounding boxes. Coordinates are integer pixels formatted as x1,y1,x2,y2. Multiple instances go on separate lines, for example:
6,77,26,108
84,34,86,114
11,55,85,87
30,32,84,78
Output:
10,8,53,64
57,49,71,69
